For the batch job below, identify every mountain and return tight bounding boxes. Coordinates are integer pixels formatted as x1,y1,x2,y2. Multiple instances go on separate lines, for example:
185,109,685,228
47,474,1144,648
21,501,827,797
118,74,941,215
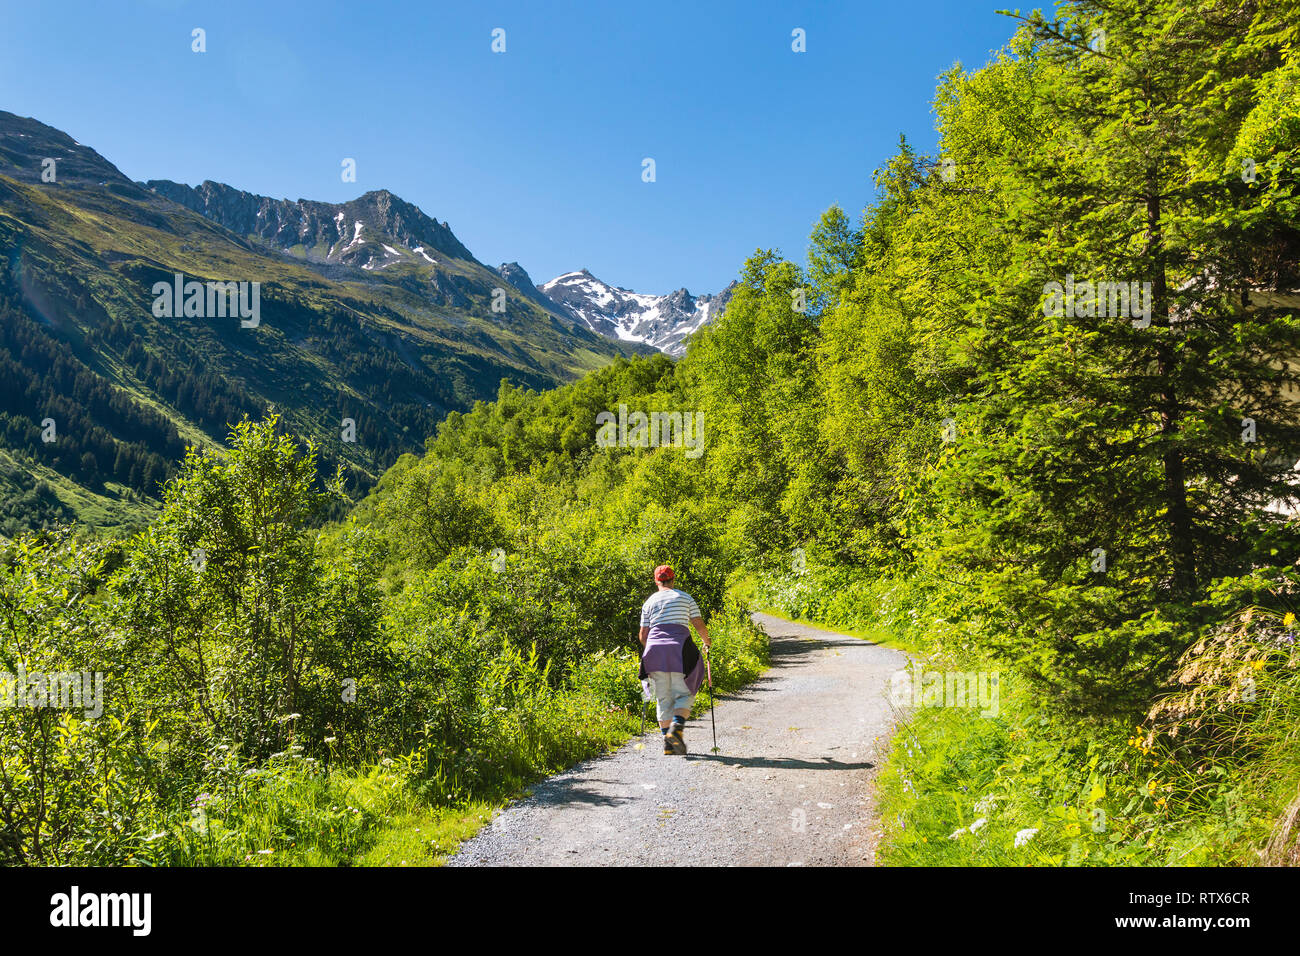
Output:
495,261,580,326
0,110,648,535
539,269,735,356
144,180,475,269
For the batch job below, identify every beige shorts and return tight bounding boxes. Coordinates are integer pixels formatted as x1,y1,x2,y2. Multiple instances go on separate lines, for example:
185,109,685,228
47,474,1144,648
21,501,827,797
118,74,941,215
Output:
647,671,694,721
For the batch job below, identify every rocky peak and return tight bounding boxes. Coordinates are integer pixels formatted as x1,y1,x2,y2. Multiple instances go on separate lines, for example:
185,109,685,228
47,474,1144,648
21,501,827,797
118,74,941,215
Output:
142,179,476,265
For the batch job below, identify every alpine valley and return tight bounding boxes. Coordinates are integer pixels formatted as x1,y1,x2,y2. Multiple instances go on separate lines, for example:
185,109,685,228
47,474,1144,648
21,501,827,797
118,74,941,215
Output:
0,110,730,535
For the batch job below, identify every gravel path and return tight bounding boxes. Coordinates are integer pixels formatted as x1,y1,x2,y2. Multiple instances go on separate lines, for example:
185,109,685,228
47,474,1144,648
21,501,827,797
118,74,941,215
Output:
447,613,908,867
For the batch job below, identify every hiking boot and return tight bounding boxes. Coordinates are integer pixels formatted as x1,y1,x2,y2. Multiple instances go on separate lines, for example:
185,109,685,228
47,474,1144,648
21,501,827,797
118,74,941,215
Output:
667,723,687,755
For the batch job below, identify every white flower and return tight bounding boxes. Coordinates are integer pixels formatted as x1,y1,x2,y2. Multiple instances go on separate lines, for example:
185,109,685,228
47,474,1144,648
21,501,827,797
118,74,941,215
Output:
323,737,337,744
974,794,997,815
968,817,988,834
948,827,966,840
1014,827,1039,847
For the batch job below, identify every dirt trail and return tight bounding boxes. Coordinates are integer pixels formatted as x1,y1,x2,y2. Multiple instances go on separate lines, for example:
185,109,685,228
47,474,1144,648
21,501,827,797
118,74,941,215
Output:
448,613,908,867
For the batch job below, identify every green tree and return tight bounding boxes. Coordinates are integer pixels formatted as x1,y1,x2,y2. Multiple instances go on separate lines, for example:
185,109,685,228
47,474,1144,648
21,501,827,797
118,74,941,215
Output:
113,417,388,757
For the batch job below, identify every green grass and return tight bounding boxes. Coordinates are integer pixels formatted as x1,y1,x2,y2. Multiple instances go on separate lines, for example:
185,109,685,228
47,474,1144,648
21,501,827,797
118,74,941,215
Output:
873,631,1300,867
354,804,497,867
0,447,157,536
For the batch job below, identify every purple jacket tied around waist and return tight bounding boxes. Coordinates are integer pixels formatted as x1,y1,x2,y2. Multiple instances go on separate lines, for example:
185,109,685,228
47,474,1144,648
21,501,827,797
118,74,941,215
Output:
639,622,705,695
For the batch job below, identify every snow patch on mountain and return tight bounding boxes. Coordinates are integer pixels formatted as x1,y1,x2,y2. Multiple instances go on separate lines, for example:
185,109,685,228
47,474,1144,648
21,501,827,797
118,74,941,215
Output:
539,269,734,356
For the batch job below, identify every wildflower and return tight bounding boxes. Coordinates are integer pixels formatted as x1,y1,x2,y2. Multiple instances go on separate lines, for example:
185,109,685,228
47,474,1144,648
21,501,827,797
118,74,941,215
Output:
968,817,988,834
256,849,273,855
1285,612,1295,627
1014,827,1038,847
323,737,337,744
974,794,997,815
948,827,966,840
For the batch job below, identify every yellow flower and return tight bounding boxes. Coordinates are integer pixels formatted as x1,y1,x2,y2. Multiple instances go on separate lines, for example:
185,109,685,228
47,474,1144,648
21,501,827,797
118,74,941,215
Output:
1252,660,1266,671
1284,612,1295,627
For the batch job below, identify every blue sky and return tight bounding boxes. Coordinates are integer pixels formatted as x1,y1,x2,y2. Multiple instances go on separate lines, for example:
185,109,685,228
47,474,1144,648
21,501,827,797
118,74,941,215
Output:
2,0,1016,295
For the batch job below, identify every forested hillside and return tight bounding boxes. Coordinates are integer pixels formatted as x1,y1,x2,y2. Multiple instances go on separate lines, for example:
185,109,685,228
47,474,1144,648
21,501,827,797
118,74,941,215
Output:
4,0,1300,867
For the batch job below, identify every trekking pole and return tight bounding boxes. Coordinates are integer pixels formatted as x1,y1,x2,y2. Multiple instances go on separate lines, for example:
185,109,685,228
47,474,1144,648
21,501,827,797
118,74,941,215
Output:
636,638,648,752
704,644,718,753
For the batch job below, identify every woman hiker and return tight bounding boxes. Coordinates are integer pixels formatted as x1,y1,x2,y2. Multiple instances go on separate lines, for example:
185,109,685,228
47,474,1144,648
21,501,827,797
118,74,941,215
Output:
638,565,710,755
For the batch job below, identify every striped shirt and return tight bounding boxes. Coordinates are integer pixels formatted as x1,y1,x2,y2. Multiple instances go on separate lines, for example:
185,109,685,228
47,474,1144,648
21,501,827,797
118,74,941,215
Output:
640,588,702,628
640,587,704,681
